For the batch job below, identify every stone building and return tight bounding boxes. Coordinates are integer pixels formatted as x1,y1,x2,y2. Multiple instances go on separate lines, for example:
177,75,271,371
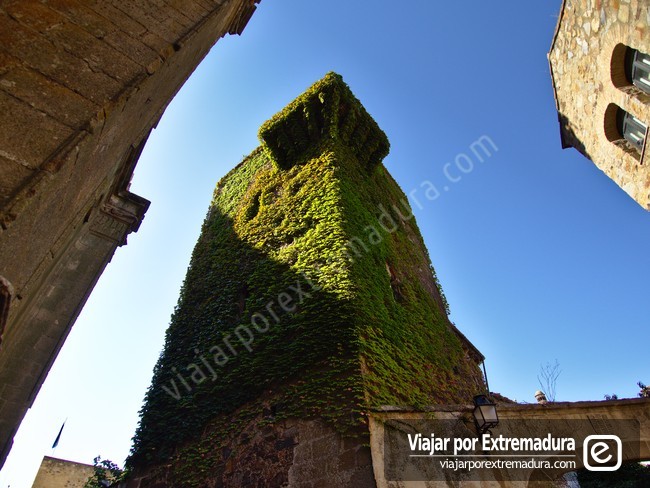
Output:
123,73,487,487
0,0,260,470
549,0,650,209
31,456,95,488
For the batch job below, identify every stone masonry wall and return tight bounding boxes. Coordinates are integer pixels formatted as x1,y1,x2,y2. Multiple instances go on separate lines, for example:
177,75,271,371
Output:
0,0,259,469
124,416,376,488
31,456,94,488
549,0,650,209
370,398,650,487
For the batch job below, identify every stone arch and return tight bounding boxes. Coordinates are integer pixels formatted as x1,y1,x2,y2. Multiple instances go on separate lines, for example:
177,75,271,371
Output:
0,0,260,469
610,42,650,103
603,103,644,161
611,43,633,89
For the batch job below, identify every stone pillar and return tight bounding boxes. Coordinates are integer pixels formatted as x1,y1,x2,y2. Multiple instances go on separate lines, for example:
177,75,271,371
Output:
0,191,148,467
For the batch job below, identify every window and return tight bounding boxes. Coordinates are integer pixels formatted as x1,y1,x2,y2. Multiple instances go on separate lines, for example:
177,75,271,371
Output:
626,48,650,94
605,104,648,159
618,109,648,151
611,44,650,97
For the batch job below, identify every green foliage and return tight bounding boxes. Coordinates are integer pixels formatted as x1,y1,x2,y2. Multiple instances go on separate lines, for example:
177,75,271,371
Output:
84,456,123,488
126,73,483,485
128,147,364,475
332,142,482,407
430,264,450,315
258,72,389,170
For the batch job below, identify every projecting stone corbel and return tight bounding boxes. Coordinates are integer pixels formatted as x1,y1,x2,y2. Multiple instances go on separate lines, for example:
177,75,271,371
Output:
89,193,150,246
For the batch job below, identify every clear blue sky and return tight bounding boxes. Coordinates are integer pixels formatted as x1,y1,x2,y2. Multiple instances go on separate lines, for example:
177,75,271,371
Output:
2,1,649,486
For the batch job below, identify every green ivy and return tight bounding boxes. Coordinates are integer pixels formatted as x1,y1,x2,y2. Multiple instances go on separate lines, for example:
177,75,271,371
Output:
126,73,483,485
84,456,123,488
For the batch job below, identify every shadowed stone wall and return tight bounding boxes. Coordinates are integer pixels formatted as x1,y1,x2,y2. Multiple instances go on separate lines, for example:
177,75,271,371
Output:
125,416,376,488
0,0,260,469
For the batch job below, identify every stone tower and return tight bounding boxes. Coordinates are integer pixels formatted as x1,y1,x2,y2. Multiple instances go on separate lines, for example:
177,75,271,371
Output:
549,0,650,209
125,73,485,487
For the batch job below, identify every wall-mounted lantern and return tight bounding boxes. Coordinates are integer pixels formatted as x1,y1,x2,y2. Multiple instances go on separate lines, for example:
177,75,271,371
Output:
473,394,498,435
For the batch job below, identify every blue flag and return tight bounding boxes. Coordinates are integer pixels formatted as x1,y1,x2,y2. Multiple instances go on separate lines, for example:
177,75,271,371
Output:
51,421,65,449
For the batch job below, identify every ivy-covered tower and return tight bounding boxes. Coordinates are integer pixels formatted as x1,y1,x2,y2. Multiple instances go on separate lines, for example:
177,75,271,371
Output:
126,73,485,487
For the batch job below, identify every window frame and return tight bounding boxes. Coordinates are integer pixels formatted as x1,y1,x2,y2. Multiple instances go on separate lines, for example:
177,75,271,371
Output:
618,110,648,151
627,48,650,94
605,104,648,162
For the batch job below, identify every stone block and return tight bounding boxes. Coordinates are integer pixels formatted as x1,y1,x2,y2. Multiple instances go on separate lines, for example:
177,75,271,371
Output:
0,52,20,77
311,437,337,460
171,0,210,22
42,0,119,39
311,477,333,488
86,2,148,37
103,29,160,69
0,11,121,104
139,31,172,58
108,1,185,44
339,449,356,471
0,91,74,169
2,1,64,32
0,65,99,129
348,465,376,487
43,21,142,82
38,0,159,68
355,445,373,467
0,157,34,208
147,0,194,29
